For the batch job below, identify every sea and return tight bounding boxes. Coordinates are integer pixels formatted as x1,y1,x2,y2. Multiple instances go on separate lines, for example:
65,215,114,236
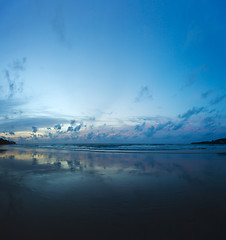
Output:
6,142,226,153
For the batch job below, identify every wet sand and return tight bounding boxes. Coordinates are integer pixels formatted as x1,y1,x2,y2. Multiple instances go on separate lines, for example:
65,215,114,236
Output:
0,146,226,239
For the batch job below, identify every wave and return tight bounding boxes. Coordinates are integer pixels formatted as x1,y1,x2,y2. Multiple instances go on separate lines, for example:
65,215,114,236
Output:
12,143,226,153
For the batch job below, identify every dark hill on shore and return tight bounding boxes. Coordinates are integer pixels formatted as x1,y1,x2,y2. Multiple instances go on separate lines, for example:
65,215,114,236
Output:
192,138,226,145
0,138,16,145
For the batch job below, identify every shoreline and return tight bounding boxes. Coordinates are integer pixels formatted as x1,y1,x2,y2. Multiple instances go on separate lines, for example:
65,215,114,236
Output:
2,144,226,155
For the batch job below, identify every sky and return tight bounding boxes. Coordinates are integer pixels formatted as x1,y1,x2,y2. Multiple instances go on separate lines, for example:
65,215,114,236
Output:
0,0,225,144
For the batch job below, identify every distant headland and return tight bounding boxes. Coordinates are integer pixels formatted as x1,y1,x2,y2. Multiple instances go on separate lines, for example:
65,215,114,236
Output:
0,138,16,145
191,138,226,145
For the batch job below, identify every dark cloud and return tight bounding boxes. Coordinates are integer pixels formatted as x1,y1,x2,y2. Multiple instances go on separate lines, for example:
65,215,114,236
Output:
135,122,146,131
74,123,83,132
67,126,73,132
155,121,172,131
2,58,26,99
2,131,15,136
11,57,26,71
70,120,76,125
87,132,94,140
208,109,216,114
143,121,172,137
52,6,65,42
52,5,71,48
144,126,155,137
133,117,188,138
4,70,14,98
32,126,38,133
178,107,205,120
0,58,27,119
202,116,216,130
171,122,185,131
4,69,23,98
135,86,152,102
181,65,206,89
210,94,226,105
201,90,212,99
136,109,215,136
54,124,62,130
184,25,203,48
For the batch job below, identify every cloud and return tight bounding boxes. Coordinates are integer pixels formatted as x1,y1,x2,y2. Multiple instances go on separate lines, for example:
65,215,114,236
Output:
1,58,26,99
201,116,216,130
181,65,206,89
87,132,94,140
155,121,172,131
54,124,62,130
171,122,185,131
70,120,76,125
135,86,152,102
184,25,203,48
52,5,71,48
74,123,83,132
0,58,27,119
67,126,73,132
135,122,146,131
133,107,211,135
178,106,205,120
32,126,38,133
52,6,65,42
4,70,15,98
144,126,155,137
201,90,212,99
133,115,193,138
142,121,173,137
210,94,226,105
11,57,26,71
31,134,38,140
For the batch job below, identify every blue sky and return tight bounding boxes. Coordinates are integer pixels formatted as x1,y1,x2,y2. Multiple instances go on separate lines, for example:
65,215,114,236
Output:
0,0,225,143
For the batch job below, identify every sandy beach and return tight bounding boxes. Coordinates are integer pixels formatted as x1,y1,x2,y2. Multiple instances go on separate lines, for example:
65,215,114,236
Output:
0,145,226,239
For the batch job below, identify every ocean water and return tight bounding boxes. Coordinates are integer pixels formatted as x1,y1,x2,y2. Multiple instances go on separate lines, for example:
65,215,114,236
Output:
0,144,226,239
9,142,226,152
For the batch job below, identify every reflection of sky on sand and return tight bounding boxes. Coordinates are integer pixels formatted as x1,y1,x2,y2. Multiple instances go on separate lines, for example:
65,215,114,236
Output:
0,147,226,239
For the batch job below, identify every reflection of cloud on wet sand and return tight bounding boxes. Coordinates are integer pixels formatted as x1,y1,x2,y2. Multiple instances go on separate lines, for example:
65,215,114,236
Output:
0,147,225,184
